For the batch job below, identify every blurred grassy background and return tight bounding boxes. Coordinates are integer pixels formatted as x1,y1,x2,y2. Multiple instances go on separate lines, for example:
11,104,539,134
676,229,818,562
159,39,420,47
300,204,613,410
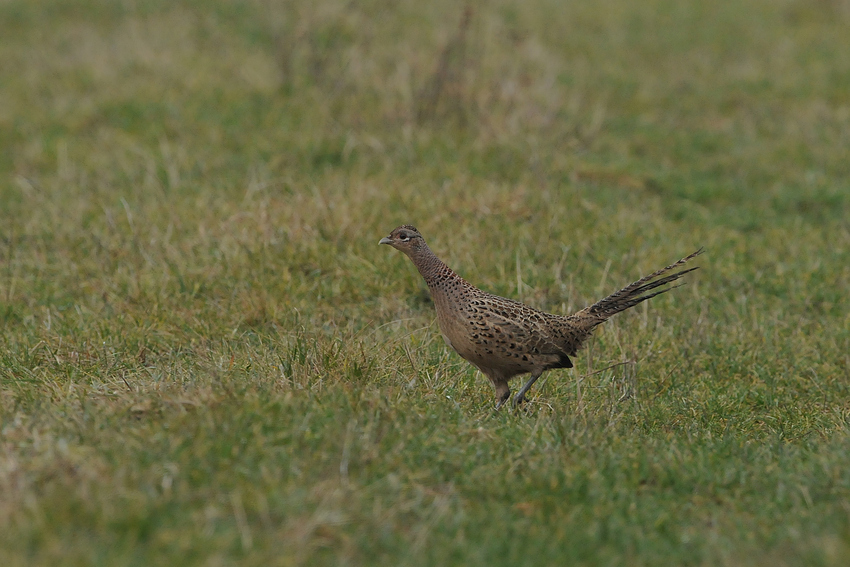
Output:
1,0,849,565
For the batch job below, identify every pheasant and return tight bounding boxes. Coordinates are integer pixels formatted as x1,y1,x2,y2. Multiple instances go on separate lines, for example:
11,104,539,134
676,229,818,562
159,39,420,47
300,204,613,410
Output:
380,225,702,408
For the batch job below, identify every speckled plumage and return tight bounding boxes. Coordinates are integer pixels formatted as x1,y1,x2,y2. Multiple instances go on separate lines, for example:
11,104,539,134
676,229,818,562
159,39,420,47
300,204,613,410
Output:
380,225,702,408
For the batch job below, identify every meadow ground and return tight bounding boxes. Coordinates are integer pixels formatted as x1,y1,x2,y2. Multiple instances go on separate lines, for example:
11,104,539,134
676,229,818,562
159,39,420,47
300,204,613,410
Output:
1,0,849,565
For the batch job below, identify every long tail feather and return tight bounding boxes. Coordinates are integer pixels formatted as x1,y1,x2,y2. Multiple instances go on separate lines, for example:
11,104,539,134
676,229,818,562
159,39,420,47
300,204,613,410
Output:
573,248,703,322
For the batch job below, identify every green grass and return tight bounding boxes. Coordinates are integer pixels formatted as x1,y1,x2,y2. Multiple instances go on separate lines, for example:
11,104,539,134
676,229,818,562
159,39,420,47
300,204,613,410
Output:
2,0,850,564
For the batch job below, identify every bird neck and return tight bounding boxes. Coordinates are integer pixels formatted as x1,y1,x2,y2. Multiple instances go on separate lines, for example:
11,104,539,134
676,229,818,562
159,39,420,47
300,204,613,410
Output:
406,243,460,289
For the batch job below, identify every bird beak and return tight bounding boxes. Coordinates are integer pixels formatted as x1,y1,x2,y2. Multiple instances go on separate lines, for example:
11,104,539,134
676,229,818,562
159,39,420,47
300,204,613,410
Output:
379,237,393,245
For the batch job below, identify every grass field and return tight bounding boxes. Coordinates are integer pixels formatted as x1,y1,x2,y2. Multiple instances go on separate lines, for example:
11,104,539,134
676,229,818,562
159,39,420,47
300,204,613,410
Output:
2,0,850,564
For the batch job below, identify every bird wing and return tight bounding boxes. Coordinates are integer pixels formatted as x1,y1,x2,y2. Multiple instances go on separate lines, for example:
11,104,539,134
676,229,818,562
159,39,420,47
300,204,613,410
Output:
477,298,573,360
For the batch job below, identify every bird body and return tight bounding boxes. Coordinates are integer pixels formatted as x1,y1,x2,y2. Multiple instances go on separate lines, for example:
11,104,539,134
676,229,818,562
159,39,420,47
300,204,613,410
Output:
380,225,701,407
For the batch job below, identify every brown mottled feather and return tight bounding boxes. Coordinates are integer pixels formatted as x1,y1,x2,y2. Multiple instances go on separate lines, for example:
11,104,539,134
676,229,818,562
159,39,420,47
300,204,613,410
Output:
381,225,702,407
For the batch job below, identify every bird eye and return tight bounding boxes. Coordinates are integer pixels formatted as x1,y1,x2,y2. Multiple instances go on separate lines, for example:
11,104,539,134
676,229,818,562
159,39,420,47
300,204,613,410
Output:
399,234,410,241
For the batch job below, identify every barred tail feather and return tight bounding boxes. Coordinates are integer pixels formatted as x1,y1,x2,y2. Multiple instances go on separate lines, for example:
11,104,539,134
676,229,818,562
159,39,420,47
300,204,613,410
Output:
573,248,703,324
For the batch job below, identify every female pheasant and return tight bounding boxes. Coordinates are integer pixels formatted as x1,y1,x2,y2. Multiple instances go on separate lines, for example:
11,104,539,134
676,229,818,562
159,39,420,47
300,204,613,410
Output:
380,225,701,408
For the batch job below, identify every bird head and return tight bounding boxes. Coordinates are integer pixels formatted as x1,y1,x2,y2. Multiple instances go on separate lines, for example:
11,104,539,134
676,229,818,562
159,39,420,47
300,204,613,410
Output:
379,225,424,254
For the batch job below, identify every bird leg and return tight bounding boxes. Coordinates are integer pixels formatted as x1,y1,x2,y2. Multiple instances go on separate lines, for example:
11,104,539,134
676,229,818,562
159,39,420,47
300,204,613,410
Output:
513,369,543,406
493,380,511,410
